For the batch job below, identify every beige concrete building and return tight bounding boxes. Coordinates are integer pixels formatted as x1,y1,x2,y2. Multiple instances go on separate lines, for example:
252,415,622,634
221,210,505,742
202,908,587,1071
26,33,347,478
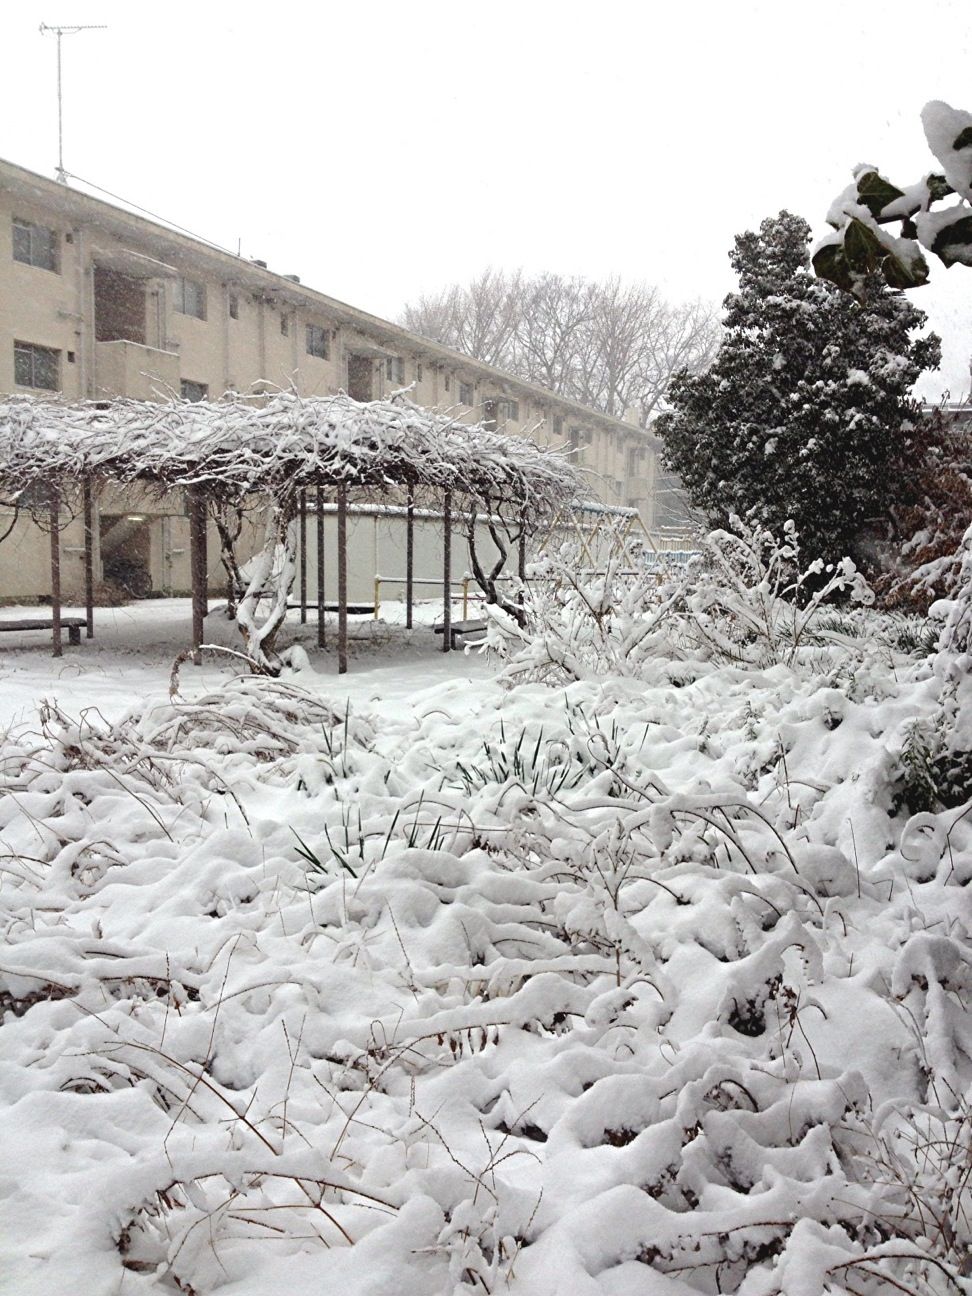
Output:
0,156,664,602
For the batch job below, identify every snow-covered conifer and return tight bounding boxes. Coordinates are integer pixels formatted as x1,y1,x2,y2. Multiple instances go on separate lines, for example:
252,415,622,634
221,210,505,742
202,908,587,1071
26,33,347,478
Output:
657,212,940,567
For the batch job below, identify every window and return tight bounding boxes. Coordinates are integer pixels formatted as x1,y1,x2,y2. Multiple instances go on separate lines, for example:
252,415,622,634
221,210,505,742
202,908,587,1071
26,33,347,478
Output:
626,444,646,477
280,313,290,337
228,294,239,320
444,372,451,393
13,218,59,272
180,379,208,402
173,277,206,320
14,341,60,390
506,400,520,421
553,416,564,438
416,363,423,382
306,324,329,359
459,381,474,406
385,355,405,384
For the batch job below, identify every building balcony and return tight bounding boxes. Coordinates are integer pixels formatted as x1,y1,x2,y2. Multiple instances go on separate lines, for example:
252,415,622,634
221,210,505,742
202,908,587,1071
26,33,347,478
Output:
94,339,179,401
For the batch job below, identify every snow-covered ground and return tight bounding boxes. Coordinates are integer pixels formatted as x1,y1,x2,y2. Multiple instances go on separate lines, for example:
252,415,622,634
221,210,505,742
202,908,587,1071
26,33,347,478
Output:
1,600,969,1295
0,598,493,730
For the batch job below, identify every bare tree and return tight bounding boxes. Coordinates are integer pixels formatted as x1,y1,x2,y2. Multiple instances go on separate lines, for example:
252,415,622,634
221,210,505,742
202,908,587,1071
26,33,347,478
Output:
401,269,719,427
401,269,521,370
513,274,595,396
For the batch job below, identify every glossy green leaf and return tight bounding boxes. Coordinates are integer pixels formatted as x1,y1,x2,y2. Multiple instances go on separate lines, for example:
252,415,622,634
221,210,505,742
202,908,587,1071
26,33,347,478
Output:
855,170,905,220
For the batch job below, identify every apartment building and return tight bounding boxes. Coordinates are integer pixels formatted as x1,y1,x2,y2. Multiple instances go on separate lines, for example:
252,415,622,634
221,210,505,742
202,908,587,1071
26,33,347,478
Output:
0,156,663,601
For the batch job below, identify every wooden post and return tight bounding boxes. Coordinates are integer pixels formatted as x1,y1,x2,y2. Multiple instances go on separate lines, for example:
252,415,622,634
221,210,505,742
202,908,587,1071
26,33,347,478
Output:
442,490,452,653
299,488,308,624
518,508,528,617
49,484,62,658
405,491,414,630
316,484,325,648
188,486,208,665
83,475,95,639
337,482,348,675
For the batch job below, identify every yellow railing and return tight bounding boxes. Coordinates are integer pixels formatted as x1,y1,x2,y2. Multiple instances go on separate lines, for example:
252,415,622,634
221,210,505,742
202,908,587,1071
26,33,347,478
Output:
373,575,477,622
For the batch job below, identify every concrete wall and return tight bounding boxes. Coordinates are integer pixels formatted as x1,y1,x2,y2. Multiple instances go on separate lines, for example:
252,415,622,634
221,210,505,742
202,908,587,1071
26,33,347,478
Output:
0,494,510,609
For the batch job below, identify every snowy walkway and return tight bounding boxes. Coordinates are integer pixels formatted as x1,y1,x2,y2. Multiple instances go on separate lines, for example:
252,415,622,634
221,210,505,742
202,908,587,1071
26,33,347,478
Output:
0,597,493,731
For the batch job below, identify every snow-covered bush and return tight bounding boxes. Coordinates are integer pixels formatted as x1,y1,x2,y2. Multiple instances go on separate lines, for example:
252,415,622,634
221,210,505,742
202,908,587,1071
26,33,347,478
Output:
4,656,970,1295
494,516,879,683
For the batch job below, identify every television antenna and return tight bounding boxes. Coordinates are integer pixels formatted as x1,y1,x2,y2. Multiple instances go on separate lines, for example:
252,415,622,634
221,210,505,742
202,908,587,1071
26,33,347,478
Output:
39,23,108,183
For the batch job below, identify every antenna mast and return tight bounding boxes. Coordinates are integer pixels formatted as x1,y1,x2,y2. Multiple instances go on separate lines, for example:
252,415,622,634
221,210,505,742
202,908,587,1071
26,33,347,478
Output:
39,22,107,183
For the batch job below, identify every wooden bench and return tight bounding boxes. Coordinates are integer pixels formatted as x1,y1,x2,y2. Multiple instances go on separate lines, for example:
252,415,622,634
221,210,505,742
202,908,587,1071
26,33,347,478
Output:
0,617,86,645
433,618,487,649
286,602,375,616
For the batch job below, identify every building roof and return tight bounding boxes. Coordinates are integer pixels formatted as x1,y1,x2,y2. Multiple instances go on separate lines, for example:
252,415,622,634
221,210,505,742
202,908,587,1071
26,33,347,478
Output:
0,157,648,444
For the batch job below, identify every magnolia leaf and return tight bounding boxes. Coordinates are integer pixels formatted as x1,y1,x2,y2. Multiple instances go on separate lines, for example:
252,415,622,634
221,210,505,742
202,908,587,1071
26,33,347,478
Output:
855,169,905,220
843,217,929,289
811,241,855,292
929,213,972,267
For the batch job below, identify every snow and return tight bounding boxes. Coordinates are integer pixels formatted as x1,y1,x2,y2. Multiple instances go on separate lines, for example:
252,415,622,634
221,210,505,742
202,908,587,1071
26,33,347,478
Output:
922,101,972,202
0,596,970,1295
0,391,580,515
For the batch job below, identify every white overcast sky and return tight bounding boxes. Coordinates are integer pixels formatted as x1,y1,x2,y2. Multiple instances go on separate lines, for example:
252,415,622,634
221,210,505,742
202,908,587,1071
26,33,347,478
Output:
2,0,970,399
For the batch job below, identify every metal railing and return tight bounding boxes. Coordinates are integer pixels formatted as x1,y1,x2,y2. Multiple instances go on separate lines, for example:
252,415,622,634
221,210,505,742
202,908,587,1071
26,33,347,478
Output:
373,575,480,622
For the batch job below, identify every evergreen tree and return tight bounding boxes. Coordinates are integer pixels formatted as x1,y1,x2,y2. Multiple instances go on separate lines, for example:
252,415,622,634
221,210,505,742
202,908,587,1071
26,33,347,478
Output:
657,212,941,567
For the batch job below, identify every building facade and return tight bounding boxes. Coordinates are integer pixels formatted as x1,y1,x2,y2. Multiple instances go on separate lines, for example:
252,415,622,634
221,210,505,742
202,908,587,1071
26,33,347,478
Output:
0,157,667,602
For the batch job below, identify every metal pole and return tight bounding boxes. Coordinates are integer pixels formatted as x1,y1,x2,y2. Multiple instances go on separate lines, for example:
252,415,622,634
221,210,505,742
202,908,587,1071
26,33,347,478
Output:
56,31,64,181
316,484,325,648
405,492,414,630
442,491,452,653
39,24,108,184
49,485,62,657
83,475,94,638
337,482,348,675
299,488,308,623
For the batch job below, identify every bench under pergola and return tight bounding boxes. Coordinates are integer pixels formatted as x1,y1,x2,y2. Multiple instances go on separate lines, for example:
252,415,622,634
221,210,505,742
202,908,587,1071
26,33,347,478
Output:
0,391,582,673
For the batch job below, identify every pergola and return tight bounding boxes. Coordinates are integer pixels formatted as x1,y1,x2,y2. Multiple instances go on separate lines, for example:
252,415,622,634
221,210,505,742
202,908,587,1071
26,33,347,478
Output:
0,391,582,673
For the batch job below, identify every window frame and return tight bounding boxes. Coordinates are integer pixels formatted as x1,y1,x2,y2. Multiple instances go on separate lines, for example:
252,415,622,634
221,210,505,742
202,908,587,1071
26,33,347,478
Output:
305,323,329,360
14,340,60,391
385,355,405,384
12,217,59,272
180,378,209,403
459,381,474,406
174,276,207,320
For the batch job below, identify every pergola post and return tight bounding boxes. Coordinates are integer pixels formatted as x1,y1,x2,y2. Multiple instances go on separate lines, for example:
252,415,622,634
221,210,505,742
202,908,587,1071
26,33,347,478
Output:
316,483,325,648
405,491,414,630
188,485,208,665
49,484,62,658
518,507,528,617
337,481,348,674
442,489,452,653
299,488,308,624
83,475,95,639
